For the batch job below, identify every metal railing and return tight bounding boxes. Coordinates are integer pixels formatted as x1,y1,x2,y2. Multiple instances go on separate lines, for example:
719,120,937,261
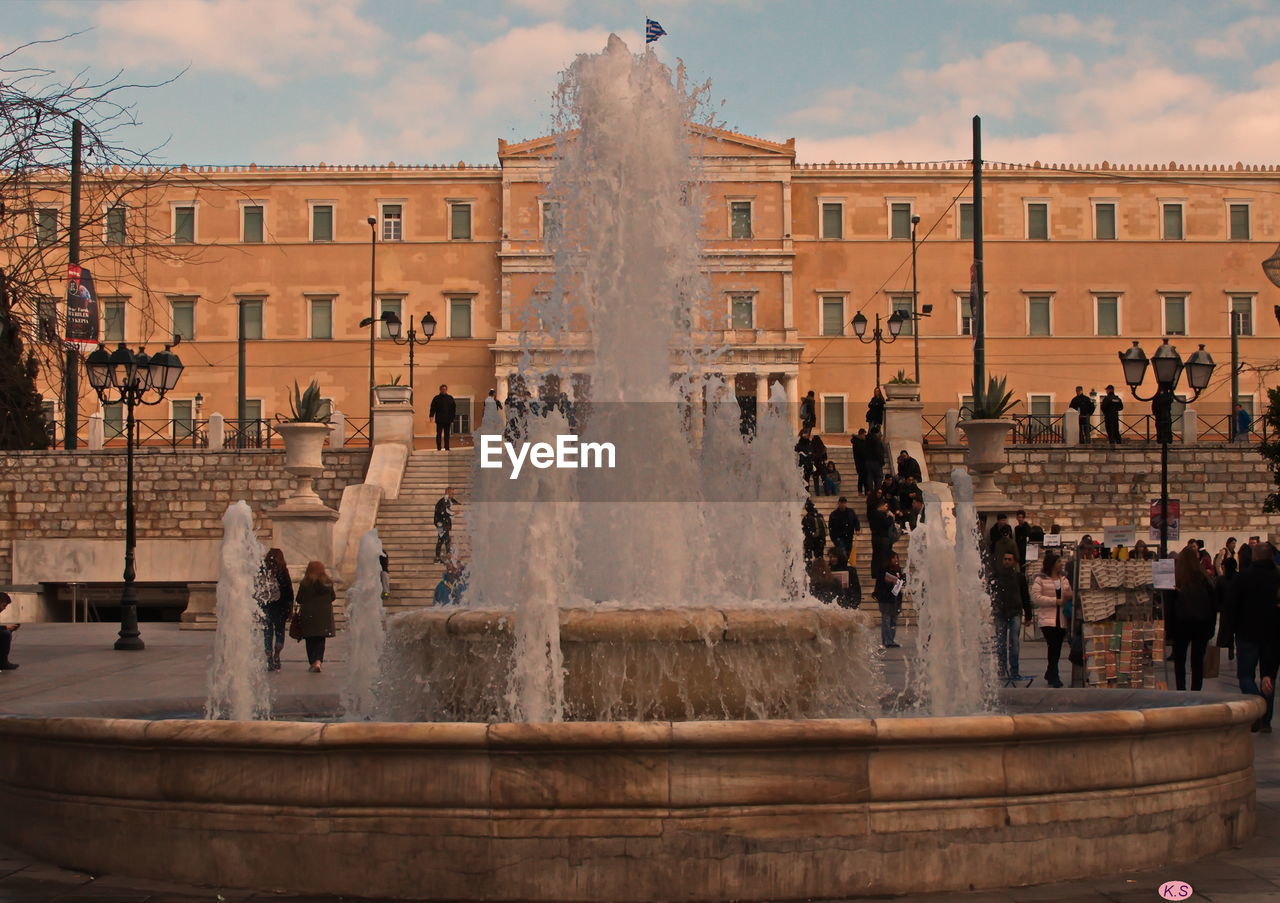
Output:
44,417,373,451
1012,414,1065,445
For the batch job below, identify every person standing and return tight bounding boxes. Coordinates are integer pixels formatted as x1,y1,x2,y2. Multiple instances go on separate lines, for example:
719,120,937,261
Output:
875,551,905,648
429,384,457,451
850,429,870,494
1233,543,1280,732
828,496,860,566
799,391,817,432
1031,552,1073,688
866,387,886,433
483,388,504,424
1069,387,1096,443
1215,537,1238,575
434,489,458,563
868,495,896,579
991,550,1032,682
1014,510,1032,564
863,427,887,490
295,561,336,673
1235,403,1253,443
0,593,20,670
1170,545,1217,691
1100,385,1124,445
809,434,829,495
794,429,814,491
254,548,294,672
801,500,827,562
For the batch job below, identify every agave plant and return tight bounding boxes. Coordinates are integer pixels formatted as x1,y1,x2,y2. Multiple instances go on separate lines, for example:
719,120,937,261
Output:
969,374,1019,419
280,379,330,423
887,369,917,385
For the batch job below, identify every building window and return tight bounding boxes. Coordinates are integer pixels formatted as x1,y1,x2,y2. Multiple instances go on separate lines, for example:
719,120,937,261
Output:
1231,296,1254,336
106,206,126,245
1028,394,1054,437
37,297,58,342
890,294,914,335
103,299,126,343
450,296,473,338
1162,203,1184,240
1027,294,1052,336
820,202,843,239
381,204,403,241
172,399,195,439
104,402,124,439
173,206,195,243
242,205,264,243
959,296,973,336
1026,203,1049,240
959,394,974,418
449,202,472,241
452,397,473,435
1094,203,1116,240
310,298,333,339
730,200,752,239
890,202,912,240
240,299,264,340
821,296,845,336
730,294,754,329
379,297,402,338
35,208,58,246
822,395,845,434
311,204,334,242
1095,295,1119,336
1163,295,1187,335
958,202,974,240
1229,203,1251,241
171,298,196,341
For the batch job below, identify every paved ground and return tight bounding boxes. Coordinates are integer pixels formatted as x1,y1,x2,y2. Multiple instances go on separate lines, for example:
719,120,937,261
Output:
0,622,1276,902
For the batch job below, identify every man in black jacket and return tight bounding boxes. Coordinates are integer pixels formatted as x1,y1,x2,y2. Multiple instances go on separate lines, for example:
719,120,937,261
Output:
828,496,860,566
896,449,922,482
1013,510,1032,563
991,550,1032,682
1235,544,1280,731
850,429,869,494
1069,386,1096,443
1100,385,1124,446
429,384,457,451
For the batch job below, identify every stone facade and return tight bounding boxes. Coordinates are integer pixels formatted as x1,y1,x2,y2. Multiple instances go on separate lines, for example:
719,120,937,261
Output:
0,450,366,582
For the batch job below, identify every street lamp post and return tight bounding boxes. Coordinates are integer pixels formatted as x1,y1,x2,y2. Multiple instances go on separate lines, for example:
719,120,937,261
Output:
851,309,904,389
1118,339,1215,559
366,216,377,443
384,310,438,395
85,342,185,650
910,214,921,384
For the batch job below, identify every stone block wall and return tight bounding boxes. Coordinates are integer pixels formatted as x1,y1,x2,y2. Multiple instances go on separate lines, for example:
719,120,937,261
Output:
0,450,367,582
924,445,1280,537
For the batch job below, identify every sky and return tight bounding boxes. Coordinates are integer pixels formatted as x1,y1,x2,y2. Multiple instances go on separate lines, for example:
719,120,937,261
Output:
4,0,1280,167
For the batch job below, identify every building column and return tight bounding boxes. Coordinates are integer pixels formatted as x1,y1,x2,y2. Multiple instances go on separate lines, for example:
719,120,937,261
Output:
496,371,509,402
783,372,799,432
756,372,770,424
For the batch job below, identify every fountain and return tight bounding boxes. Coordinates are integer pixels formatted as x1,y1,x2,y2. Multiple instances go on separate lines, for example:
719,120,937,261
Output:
205,501,270,721
0,35,1261,903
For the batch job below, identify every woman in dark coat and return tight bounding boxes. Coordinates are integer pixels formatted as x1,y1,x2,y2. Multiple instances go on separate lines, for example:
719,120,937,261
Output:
296,560,337,672
866,387,886,432
255,548,294,672
1171,545,1217,691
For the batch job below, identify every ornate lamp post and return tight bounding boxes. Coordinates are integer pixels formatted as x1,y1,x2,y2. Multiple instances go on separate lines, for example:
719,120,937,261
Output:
383,310,437,396
910,213,922,384
851,309,904,389
1118,339,1215,558
85,342,184,650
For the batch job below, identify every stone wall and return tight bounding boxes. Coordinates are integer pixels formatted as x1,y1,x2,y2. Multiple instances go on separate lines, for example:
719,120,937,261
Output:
0,449,367,582
924,444,1280,537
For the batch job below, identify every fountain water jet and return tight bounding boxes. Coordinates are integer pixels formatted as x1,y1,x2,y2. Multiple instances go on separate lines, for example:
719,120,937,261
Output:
205,501,270,721
341,529,387,721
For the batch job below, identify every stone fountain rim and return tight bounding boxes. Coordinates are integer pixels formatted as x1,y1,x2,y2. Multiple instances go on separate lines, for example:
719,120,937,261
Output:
1,691,1262,750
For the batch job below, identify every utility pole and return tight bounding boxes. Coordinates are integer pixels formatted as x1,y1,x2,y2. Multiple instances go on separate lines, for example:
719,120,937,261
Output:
1230,310,1240,440
910,214,921,384
64,119,82,449
237,298,247,448
971,115,985,395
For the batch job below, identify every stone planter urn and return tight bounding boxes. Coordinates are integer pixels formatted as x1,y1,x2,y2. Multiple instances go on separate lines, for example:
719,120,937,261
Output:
374,385,412,405
883,382,920,402
275,421,331,508
958,418,1014,505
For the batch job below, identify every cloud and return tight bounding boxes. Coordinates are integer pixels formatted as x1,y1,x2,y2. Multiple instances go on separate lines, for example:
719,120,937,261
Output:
1194,14,1280,59
505,0,573,16
78,0,386,85
1017,13,1118,44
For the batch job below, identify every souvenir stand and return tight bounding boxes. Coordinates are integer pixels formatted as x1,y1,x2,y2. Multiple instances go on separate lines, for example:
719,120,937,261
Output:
1074,557,1167,689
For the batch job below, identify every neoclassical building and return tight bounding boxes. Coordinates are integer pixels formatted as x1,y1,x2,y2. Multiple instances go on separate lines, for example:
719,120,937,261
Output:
21,126,1280,443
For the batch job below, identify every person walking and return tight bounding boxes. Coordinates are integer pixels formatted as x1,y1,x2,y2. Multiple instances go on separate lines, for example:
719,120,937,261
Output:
0,593,20,670
483,388,504,424
866,387,886,433
991,550,1032,682
1170,545,1217,691
794,429,814,491
874,551,905,648
254,548,294,672
1031,552,1073,688
801,500,827,562
1231,542,1280,732
1235,403,1253,443
429,384,457,451
1100,385,1124,445
850,428,869,494
1069,386,1096,443
295,560,336,673
868,495,896,579
896,449,922,482
863,427,887,490
828,496,860,566
434,489,458,563
1215,537,1238,575
799,391,817,432
809,434,829,495
1014,510,1032,563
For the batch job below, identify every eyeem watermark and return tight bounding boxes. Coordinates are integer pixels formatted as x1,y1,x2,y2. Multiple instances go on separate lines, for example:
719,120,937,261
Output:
479,434,616,479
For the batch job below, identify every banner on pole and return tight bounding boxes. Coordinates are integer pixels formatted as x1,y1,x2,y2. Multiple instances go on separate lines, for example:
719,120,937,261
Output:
65,264,99,345
1149,498,1180,542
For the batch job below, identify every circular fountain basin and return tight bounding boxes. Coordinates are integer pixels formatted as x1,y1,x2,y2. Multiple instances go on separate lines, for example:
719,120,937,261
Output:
0,689,1260,901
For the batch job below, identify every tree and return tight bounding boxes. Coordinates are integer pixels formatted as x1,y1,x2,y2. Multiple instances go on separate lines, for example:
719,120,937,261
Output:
0,270,49,448
1260,386,1280,512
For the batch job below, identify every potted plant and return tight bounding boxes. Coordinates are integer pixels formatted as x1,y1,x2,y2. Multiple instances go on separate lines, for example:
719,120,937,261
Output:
958,374,1018,497
374,373,412,405
274,380,332,505
883,369,920,402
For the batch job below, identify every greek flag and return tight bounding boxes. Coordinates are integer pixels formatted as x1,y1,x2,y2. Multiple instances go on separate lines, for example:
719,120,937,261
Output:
645,19,667,43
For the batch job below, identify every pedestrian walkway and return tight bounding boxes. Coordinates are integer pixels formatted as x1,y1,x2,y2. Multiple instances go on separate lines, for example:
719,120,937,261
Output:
1,623,1278,901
